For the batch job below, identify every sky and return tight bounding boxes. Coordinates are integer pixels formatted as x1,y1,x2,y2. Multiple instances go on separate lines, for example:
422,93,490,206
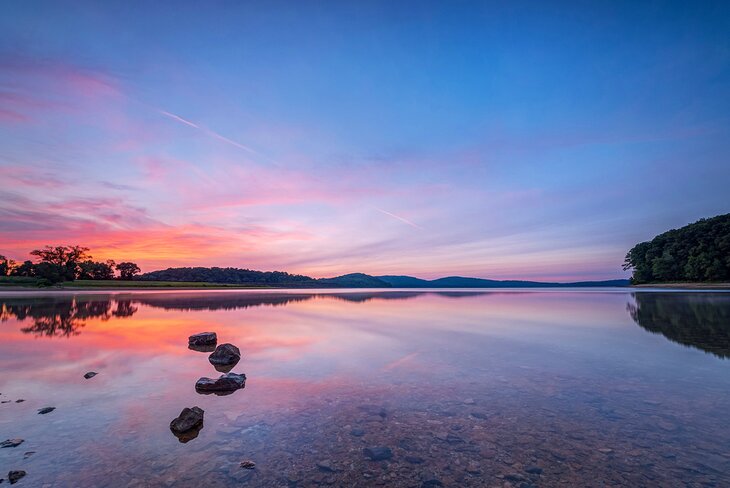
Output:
0,1,728,281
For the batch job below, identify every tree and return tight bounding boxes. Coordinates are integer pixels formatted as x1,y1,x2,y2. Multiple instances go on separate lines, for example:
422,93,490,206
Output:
30,245,91,281
116,262,141,280
33,262,65,285
12,261,36,277
0,255,16,276
78,260,116,280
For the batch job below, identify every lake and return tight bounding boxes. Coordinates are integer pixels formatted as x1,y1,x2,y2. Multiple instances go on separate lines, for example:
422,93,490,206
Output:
0,289,729,487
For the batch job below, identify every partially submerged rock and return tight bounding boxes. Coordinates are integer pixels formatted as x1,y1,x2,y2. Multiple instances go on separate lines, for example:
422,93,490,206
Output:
84,372,98,379
189,332,217,347
8,470,26,484
208,343,241,368
170,407,204,443
188,343,216,353
37,407,55,415
0,439,23,448
363,446,392,461
195,373,246,395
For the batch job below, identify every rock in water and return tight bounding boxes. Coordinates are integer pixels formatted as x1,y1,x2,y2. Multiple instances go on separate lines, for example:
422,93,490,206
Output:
195,373,246,395
84,372,98,379
170,407,204,433
189,332,217,347
37,407,55,415
363,447,393,461
208,343,241,367
240,460,256,469
8,470,26,484
170,407,204,443
1,439,23,448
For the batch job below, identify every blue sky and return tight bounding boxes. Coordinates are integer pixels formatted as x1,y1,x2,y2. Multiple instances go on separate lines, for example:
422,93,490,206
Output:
0,1,728,280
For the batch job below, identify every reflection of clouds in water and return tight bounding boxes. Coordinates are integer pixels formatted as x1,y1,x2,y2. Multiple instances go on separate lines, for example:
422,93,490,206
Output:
0,291,489,338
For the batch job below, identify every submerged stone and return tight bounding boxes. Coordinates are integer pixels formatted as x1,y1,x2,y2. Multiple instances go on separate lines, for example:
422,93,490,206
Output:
170,407,204,443
8,470,26,484
240,460,256,469
37,407,55,415
0,439,23,448
363,446,392,461
84,372,98,379
195,373,246,395
208,343,241,367
189,332,217,347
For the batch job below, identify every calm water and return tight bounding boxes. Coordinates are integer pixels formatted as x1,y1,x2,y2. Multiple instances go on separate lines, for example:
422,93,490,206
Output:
0,289,729,487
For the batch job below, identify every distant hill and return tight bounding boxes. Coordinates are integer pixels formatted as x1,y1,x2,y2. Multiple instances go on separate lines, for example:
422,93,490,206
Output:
378,275,629,288
317,273,392,288
623,213,730,284
139,267,628,288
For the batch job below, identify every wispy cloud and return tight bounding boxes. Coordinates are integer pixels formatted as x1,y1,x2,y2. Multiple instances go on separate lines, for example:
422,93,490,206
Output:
372,206,423,230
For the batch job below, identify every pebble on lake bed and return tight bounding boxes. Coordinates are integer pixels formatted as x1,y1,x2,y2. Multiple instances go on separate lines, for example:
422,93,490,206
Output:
37,407,55,415
8,470,26,484
84,372,98,379
363,447,393,461
240,460,256,469
0,439,23,448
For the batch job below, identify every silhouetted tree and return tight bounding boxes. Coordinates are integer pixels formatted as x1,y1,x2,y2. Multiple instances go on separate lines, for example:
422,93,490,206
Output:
116,262,141,280
0,255,15,276
78,260,116,280
30,245,92,281
11,260,35,277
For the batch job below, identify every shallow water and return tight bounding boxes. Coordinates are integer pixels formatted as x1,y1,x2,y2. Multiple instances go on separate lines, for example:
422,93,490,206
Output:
0,289,729,487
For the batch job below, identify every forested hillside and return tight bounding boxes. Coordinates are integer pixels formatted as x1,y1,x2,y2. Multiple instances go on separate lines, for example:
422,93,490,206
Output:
623,214,730,284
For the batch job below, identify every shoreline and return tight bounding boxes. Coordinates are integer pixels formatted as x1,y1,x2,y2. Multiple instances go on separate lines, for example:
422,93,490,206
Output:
632,282,730,289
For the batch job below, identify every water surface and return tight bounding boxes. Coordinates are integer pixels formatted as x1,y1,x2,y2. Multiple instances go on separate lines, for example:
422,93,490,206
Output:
1,289,729,487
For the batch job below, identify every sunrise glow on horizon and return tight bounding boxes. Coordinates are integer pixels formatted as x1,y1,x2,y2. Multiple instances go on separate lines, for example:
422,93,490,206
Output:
1,2,728,281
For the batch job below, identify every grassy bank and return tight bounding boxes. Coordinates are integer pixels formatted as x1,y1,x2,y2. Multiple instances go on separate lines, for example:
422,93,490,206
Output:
0,277,272,289
0,276,40,287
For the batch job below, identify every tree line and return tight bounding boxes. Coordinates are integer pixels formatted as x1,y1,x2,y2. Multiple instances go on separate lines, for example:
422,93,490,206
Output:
140,266,316,286
0,245,141,285
623,213,730,284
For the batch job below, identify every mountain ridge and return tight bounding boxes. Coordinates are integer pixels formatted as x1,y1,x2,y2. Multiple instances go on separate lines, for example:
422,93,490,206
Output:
139,267,629,288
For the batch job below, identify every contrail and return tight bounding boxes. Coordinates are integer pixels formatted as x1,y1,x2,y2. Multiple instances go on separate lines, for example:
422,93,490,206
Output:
159,109,258,155
372,206,423,230
159,110,200,129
